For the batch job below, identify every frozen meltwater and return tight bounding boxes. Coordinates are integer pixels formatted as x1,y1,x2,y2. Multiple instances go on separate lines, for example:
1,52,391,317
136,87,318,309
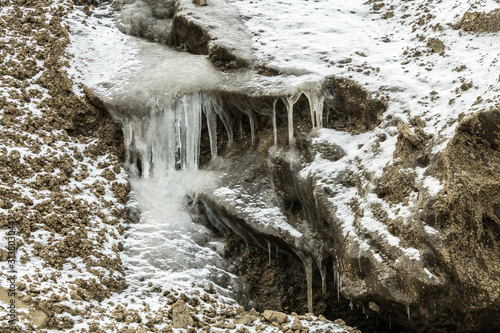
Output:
122,169,246,300
66,2,249,303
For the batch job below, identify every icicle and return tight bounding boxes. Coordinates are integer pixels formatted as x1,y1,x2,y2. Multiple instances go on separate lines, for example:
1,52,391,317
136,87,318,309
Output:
281,93,301,147
151,105,176,174
284,96,294,147
338,274,342,302
135,118,152,177
304,257,313,314
123,119,133,166
176,94,201,171
272,99,278,145
179,94,201,170
275,244,278,256
358,246,363,274
267,241,271,266
305,92,316,128
407,305,411,322
318,258,326,295
213,96,233,144
203,95,218,160
316,95,324,128
239,118,244,141
249,112,256,145
333,259,340,301
305,91,325,128
349,301,353,311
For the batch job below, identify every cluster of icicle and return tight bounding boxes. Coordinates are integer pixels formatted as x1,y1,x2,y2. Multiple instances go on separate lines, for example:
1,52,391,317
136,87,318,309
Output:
113,92,224,176
113,87,325,177
267,241,342,314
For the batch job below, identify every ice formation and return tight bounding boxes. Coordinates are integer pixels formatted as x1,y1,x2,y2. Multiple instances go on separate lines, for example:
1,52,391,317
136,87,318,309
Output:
67,0,344,317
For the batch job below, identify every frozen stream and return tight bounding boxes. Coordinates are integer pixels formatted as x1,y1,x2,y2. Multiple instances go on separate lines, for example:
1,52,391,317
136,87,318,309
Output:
66,0,327,308
66,3,248,305
123,169,244,298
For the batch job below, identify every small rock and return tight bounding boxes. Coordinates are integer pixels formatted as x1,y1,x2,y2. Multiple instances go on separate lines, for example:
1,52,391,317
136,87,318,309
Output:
428,38,444,53
21,295,31,303
397,122,423,148
262,310,289,324
461,82,472,91
334,319,346,328
234,314,252,325
412,116,425,128
171,300,194,329
369,301,381,312
249,308,259,317
291,317,304,330
193,0,207,6
225,322,236,329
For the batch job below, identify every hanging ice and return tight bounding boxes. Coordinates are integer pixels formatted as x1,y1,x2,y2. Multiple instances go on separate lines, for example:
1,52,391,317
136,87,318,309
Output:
282,93,302,147
114,92,222,176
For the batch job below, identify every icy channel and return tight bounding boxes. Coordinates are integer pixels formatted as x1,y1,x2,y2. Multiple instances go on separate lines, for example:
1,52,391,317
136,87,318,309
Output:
122,169,245,299
66,2,247,304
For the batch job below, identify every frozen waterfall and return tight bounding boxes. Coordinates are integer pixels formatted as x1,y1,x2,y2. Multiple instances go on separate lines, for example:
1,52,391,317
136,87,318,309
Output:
67,0,327,307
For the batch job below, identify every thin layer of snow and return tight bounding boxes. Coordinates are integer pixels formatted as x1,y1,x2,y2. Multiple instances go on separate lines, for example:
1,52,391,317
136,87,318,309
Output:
213,183,304,239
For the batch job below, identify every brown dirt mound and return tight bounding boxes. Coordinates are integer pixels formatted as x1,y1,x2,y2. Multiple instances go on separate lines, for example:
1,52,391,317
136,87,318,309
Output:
459,9,500,33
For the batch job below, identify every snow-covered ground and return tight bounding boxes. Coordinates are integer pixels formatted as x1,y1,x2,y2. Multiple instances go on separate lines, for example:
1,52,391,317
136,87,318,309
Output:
224,0,500,267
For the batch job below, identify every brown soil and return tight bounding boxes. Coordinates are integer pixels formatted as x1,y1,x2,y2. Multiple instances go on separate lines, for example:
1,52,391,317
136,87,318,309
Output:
459,9,500,33
0,1,128,330
324,77,387,134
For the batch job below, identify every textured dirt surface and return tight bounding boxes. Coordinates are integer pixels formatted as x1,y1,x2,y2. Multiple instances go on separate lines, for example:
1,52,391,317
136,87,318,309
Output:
324,77,387,134
0,0,128,331
458,9,500,33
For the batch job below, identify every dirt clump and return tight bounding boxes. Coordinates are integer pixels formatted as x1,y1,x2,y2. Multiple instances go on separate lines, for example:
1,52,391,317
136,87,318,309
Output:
428,37,444,53
459,9,500,33
324,77,387,134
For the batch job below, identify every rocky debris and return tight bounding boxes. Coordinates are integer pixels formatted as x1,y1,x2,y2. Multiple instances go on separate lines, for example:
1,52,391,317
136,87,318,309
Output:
459,9,500,33
397,121,423,148
427,37,444,53
262,310,289,324
291,317,304,330
171,300,194,328
0,0,128,331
